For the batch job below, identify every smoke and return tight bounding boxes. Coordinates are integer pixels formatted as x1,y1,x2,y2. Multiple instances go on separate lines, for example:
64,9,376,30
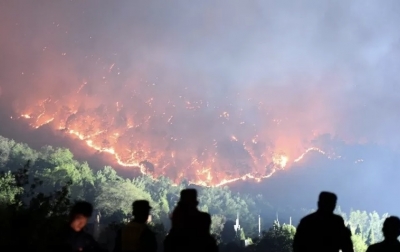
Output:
1,0,400,185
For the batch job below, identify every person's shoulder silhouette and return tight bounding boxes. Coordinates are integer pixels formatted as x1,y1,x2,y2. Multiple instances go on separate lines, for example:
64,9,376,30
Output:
171,189,201,230
299,191,343,224
367,216,400,252
54,201,105,252
198,211,218,252
293,192,353,252
198,211,212,231
165,188,218,252
114,200,156,252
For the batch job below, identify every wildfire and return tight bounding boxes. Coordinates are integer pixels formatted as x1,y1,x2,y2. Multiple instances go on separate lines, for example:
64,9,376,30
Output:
19,107,327,187
15,61,332,187
293,147,326,162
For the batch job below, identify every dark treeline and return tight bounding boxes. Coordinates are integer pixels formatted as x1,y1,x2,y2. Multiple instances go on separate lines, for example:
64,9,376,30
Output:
0,135,391,252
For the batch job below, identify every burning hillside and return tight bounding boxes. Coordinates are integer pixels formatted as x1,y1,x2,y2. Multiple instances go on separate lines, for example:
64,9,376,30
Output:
2,1,398,186
15,63,332,187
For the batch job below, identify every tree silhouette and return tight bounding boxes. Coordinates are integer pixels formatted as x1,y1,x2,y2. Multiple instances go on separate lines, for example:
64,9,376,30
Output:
0,161,72,251
366,228,375,246
221,220,237,244
355,224,362,236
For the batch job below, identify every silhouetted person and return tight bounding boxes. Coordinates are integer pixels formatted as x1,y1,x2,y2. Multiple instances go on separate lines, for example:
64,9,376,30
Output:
55,201,104,252
114,200,157,252
198,212,219,252
170,188,202,230
164,189,218,252
293,192,353,252
366,216,400,252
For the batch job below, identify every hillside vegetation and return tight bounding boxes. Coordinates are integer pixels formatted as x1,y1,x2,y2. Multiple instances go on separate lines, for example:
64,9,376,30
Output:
0,135,390,251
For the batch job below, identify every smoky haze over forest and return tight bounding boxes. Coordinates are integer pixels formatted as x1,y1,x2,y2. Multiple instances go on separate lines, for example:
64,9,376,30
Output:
0,1,400,211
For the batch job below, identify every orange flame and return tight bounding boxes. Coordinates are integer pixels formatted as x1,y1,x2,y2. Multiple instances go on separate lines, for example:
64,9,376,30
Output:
19,108,328,187
16,72,338,188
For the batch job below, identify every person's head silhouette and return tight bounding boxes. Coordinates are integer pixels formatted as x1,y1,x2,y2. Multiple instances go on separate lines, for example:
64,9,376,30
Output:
317,191,337,213
382,216,400,241
179,189,198,208
132,200,152,223
69,201,93,232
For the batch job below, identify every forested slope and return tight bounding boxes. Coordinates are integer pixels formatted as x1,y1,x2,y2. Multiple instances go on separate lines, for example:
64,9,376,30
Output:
0,135,275,234
0,135,391,251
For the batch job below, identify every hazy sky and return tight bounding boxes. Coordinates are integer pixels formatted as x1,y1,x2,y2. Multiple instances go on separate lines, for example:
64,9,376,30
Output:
1,0,400,205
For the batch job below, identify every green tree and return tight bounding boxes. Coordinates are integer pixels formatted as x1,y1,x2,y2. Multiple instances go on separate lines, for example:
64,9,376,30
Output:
240,228,246,240
0,171,23,205
95,166,120,183
211,214,226,238
95,179,157,219
255,221,296,252
352,234,367,252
